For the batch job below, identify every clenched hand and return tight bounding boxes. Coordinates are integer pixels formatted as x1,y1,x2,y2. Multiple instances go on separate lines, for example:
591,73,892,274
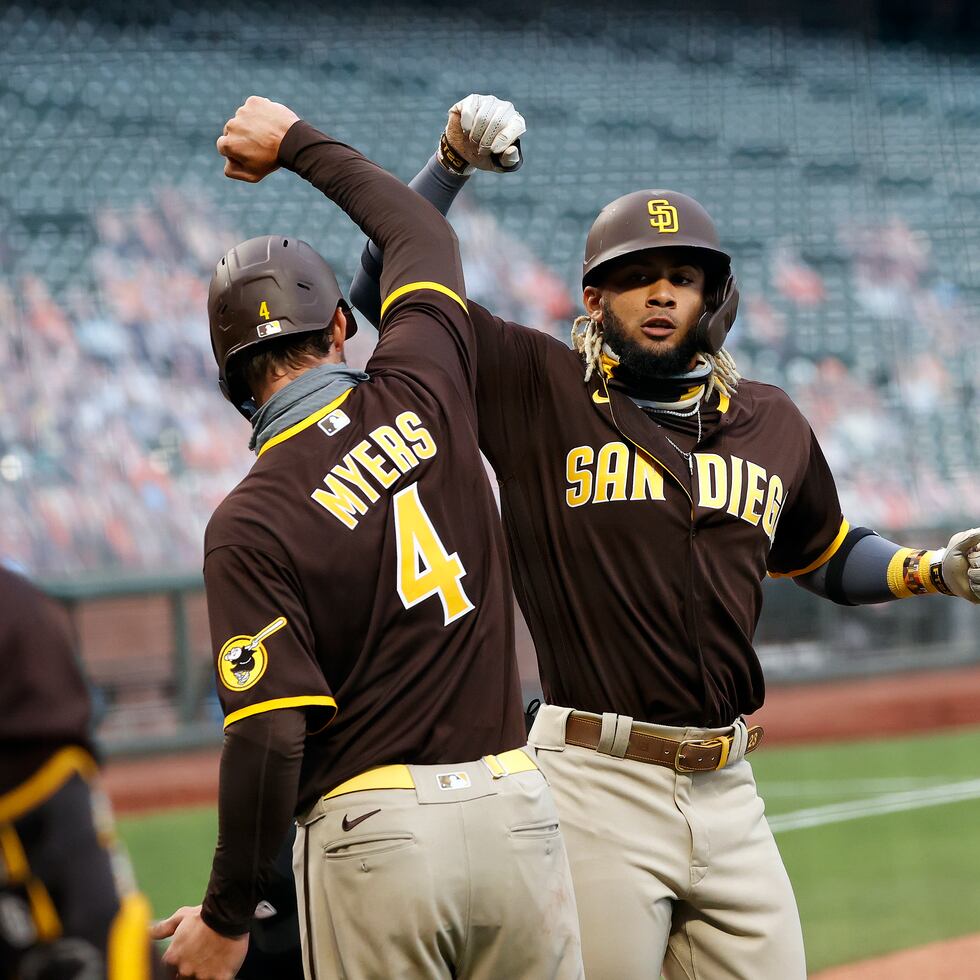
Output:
216,95,300,183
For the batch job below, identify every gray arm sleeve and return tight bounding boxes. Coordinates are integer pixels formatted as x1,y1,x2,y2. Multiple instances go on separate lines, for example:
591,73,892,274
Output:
795,528,903,605
349,153,470,327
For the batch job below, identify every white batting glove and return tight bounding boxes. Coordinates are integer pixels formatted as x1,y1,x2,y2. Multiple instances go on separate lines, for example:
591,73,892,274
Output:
439,94,525,175
940,528,980,603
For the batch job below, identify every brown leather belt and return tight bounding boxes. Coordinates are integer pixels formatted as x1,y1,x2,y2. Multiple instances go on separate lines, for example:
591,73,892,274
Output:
564,713,764,773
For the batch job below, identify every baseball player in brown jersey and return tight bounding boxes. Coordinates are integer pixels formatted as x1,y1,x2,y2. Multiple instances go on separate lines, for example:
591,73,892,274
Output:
151,96,582,980
0,566,157,979
348,94,980,979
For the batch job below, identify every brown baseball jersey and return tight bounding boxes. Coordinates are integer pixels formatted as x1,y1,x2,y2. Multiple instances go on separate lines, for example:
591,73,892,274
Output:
204,138,525,813
0,567,94,794
470,304,845,727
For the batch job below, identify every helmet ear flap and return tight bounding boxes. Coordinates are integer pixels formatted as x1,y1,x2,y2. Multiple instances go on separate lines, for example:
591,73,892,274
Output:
218,373,257,420
695,274,739,355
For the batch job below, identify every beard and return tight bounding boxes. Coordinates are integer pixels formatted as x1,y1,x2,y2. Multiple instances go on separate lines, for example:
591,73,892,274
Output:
600,300,702,380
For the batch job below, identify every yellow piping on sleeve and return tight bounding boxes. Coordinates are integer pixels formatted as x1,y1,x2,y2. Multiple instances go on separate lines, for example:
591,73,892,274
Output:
769,518,850,579
0,825,29,881
0,747,99,823
26,878,62,941
258,388,354,457
0,826,62,940
224,695,338,729
380,281,468,320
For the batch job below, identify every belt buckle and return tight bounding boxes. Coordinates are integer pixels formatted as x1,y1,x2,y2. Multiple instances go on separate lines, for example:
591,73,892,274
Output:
675,735,730,773
674,738,704,773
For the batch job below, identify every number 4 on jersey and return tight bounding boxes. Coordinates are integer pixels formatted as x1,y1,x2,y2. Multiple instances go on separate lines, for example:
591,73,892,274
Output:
393,483,474,626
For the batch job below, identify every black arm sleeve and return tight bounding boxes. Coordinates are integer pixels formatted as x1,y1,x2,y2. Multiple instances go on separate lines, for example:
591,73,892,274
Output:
200,707,305,937
795,527,902,605
349,153,470,327
278,122,466,308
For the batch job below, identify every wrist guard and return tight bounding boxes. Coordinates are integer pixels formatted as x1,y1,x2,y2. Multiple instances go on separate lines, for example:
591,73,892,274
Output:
887,548,953,597
438,133,474,176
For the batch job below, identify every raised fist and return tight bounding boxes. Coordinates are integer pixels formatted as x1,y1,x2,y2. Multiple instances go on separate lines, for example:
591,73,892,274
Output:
440,94,525,175
216,95,300,183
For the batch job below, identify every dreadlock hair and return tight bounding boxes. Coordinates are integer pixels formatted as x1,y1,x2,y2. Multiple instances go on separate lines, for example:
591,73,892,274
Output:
570,314,741,401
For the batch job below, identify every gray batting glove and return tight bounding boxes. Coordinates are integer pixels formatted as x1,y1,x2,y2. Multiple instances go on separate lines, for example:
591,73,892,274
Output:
439,93,525,175
940,528,980,603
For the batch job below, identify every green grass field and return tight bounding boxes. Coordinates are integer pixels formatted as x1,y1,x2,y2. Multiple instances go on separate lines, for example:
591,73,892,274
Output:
122,726,980,973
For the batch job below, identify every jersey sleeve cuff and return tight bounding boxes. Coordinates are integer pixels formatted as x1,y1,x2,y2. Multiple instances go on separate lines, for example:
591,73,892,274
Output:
277,119,320,170
223,695,338,730
768,517,850,579
200,900,251,939
380,281,468,322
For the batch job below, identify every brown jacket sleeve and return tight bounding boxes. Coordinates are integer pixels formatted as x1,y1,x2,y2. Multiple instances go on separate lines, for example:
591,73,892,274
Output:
278,121,476,400
278,121,465,316
204,542,336,731
767,427,846,577
468,300,558,481
201,708,305,937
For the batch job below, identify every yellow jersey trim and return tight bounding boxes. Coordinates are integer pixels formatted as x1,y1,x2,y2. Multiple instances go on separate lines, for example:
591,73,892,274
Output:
0,827,62,940
108,892,154,979
0,825,29,881
224,696,338,729
717,392,730,414
769,518,851,579
380,281,468,320
27,877,62,941
0,747,99,823
257,388,354,458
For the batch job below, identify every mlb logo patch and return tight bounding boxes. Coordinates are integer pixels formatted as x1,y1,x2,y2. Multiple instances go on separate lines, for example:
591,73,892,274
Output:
256,320,283,338
436,772,471,791
318,410,350,437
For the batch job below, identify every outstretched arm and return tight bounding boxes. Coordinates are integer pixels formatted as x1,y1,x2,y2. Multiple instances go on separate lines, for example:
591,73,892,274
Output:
349,94,526,327
797,525,980,605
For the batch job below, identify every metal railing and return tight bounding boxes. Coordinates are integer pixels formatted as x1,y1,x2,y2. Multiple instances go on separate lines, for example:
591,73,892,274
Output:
42,572,218,757
41,562,980,756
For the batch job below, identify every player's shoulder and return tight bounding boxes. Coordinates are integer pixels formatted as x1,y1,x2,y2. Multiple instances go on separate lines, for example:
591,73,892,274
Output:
468,299,573,355
735,378,806,416
204,472,289,562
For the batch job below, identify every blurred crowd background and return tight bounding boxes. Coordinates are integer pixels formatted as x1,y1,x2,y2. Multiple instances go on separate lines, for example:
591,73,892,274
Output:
3,0,979,578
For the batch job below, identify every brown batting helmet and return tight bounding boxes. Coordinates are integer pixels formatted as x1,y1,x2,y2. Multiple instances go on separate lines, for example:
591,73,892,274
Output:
208,235,357,418
582,190,739,354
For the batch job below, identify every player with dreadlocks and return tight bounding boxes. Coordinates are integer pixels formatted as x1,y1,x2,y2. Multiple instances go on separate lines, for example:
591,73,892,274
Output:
349,93,980,979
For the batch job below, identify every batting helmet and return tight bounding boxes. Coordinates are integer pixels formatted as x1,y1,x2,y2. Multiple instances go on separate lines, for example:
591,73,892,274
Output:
208,235,357,418
582,190,739,354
